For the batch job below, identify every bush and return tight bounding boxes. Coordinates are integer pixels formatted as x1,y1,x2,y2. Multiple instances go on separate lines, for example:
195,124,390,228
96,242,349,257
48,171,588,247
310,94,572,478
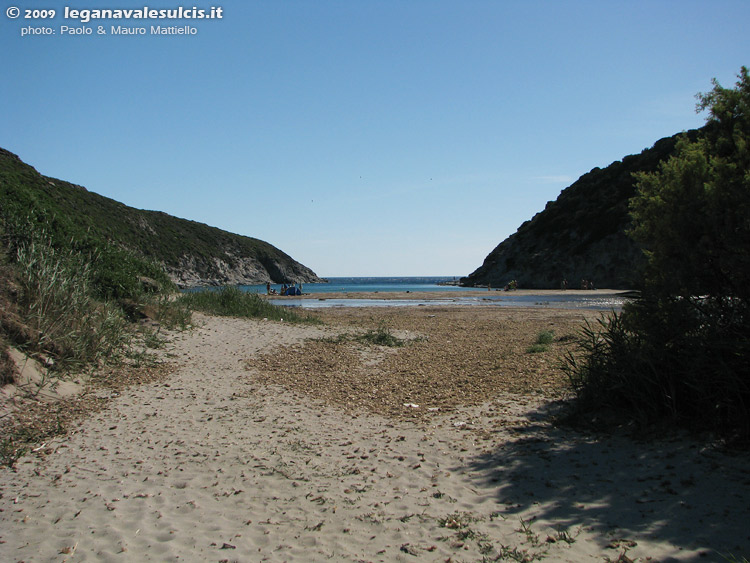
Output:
1,206,174,302
563,312,656,424
15,236,131,367
358,324,405,347
91,244,174,300
146,295,193,331
564,68,750,442
526,330,554,353
564,299,750,439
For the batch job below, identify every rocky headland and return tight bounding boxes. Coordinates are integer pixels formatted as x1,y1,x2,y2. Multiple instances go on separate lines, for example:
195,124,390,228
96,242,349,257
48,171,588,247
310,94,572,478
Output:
0,148,322,288
461,128,704,289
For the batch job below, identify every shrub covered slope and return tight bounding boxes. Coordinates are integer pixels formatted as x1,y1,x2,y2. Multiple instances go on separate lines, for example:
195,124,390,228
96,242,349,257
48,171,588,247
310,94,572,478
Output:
0,148,322,288
461,128,705,289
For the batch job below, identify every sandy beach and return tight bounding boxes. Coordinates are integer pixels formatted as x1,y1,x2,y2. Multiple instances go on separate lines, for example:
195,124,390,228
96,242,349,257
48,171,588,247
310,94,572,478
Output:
1,297,749,562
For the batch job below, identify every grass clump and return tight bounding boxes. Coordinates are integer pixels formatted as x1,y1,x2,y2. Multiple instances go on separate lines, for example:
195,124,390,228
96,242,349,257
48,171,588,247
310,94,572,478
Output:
321,323,409,347
177,286,316,324
15,235,131,368
526,330,554,354
357,323,405,347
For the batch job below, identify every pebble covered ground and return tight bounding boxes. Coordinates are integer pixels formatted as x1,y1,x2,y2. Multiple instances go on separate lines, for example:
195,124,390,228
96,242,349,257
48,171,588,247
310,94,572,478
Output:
248,306,596,420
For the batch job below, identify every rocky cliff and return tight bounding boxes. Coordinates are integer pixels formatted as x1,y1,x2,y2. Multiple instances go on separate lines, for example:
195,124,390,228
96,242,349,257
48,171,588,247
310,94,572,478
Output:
154,221,323,288
460,129,703,289
0,148,323,288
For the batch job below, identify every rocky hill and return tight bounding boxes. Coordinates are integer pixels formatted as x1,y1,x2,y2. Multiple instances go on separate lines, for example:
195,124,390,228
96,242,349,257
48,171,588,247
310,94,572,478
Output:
0,148,323,288
460,128,704,289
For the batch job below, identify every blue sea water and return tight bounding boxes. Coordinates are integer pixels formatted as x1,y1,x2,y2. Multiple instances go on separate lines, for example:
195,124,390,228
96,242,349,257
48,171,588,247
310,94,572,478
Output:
240,276,473,295
234,277,630,310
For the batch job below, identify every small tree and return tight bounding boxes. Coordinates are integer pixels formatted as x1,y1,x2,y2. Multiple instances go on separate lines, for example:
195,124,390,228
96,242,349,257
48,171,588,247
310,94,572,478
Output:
631,66,750,301
566,68,750,441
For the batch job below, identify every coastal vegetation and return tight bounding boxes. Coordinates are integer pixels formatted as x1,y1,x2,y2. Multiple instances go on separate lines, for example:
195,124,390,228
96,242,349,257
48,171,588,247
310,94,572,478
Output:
0,150,319,466
0,148,321,289
0,143,324,388
0,216,165,466
357,323,407,347
321,322,409,347
564,67,750,443
0,150,173,299
0,212,308,378
177,286,315,324
526,330,554,354
3,65,748,458
1,219,149,377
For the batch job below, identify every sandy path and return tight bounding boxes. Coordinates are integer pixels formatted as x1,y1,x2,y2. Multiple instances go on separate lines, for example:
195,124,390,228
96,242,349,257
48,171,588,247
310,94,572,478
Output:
1,311,749,562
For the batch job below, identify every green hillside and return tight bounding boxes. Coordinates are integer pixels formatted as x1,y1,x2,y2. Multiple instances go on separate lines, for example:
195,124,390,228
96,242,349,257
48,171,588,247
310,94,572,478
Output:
0,148,322,291
461,127,706,289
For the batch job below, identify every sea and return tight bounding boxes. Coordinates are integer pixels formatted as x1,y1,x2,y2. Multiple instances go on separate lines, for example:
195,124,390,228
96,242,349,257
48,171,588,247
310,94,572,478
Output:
235,277,630,311
243,276,470,295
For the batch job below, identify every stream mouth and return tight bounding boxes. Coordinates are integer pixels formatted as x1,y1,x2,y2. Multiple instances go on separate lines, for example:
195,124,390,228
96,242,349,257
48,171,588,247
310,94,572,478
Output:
270,293,630,310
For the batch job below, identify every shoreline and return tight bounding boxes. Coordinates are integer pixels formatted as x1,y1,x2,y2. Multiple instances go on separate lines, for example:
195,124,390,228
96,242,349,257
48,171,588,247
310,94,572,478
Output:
263,288,634,302
1,305,747,562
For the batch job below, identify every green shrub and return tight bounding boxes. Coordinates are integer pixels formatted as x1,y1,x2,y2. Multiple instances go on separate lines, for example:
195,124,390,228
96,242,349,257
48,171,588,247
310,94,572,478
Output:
562,312,654,422
563,300,750,438
564,68,750,442
1,206,174,302
357,324,405,347
91,244,174,300
147,295,193,330
526,329,554,353
15,236,131,367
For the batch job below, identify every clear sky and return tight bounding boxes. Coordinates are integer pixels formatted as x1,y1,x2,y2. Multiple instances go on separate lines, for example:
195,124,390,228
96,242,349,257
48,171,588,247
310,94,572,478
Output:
2,1,748,277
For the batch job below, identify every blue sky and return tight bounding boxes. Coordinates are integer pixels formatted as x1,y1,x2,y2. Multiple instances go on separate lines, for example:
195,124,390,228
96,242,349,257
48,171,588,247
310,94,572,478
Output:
2,1,748,277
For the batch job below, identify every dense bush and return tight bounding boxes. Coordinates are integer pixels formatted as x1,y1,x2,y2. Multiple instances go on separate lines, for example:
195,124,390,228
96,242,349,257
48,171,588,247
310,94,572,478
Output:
14,235,132,367
565,68,750,442
0,199,173,369
91,243,173,300
1,205,173,301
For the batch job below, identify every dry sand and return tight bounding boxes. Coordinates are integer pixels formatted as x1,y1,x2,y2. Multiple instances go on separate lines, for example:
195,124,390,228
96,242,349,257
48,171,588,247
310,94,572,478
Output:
1,300,749,562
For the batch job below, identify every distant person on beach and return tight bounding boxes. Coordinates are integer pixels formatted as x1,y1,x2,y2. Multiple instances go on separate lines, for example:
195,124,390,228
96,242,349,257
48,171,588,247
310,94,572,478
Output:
266,282,271,294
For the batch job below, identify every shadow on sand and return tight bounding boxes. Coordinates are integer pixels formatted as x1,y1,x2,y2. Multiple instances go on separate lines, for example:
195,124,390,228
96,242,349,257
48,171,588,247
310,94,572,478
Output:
461,403,750,560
